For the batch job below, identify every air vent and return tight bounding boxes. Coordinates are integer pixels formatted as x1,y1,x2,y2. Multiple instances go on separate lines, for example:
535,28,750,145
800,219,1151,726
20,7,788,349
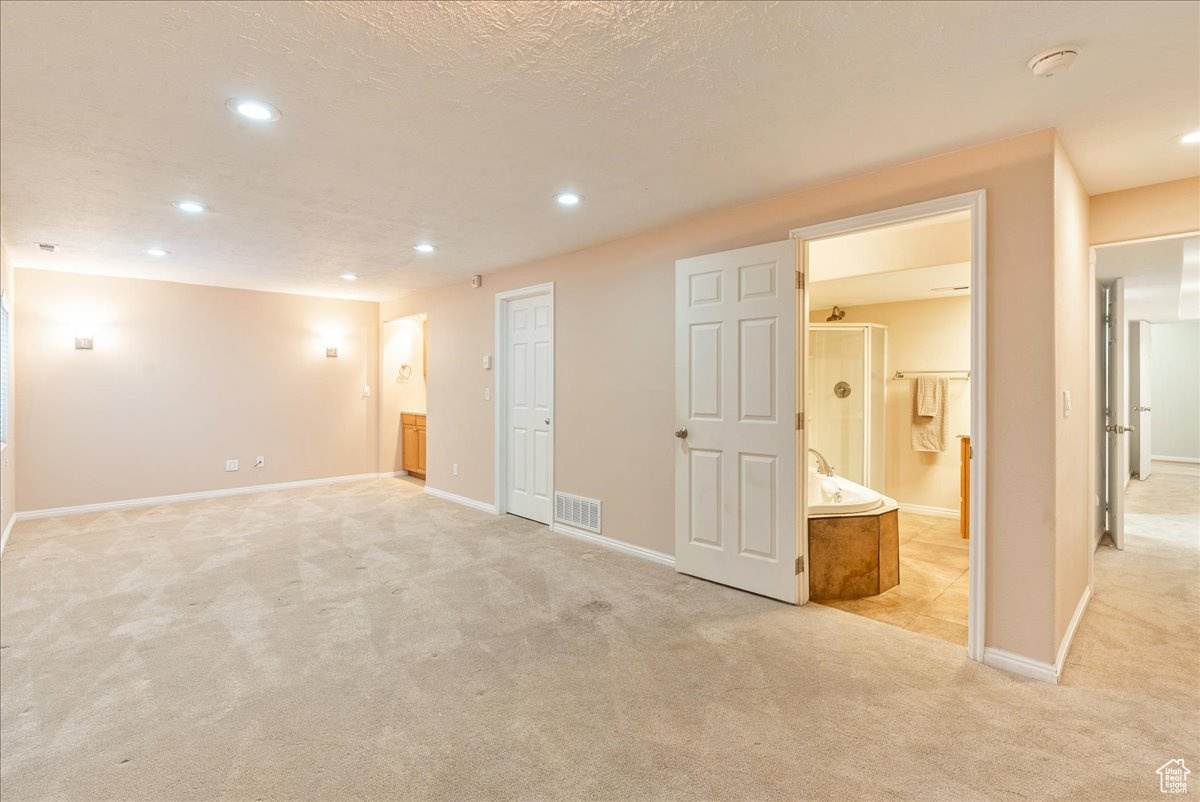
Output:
555,491,601,533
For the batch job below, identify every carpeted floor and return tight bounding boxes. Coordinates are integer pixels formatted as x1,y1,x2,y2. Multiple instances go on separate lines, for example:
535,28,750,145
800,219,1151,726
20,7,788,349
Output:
1,469,1196,801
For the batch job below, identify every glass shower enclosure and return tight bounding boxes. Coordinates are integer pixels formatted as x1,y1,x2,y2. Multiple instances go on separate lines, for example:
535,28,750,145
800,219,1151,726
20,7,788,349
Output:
806,323,887,492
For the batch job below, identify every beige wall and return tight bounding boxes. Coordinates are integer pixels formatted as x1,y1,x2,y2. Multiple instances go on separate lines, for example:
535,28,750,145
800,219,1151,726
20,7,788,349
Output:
811,297,971,512
384,128,1071,663
379,314,427,474
1053,137,1093,654
16,270,380,511
1089,177,1200,245
1,240,15,539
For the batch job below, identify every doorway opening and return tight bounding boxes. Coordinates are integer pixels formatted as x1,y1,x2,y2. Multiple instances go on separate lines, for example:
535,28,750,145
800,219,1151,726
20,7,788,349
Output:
382,312,428,482
792,191,986,660
495,283,555,525
1093,233,1199,554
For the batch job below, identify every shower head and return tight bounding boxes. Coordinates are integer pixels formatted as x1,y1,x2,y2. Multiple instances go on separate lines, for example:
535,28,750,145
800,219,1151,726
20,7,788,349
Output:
826,306,846,322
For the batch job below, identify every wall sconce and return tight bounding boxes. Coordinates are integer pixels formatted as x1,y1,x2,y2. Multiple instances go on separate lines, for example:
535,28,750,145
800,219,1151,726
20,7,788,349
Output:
75,326,94,350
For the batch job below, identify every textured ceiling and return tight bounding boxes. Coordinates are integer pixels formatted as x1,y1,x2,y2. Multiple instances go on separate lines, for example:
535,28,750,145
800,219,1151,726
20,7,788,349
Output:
1,1,1197,300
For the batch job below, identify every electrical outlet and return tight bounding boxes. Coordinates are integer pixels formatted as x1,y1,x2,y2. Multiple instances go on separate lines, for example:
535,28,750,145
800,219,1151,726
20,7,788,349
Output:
255,456,264,468
225,459,239,472
453,463,459,476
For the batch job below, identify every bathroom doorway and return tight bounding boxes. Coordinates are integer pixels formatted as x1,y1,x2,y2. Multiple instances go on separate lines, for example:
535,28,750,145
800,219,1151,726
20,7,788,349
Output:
791,192,985,659
381,312,428,482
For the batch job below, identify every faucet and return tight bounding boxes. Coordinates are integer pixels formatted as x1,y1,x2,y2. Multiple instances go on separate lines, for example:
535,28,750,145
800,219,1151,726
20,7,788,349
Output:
808,448,836,477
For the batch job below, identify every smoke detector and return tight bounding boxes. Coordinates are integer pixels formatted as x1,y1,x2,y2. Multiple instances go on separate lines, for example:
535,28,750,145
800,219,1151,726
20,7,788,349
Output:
1027,47,1079,78
37,242,58,253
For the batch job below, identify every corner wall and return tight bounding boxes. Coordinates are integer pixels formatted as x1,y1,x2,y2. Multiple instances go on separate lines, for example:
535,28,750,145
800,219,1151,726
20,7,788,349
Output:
15,270,380,512
1052,137,1093,657
1,240,15,543
384,129,1063,664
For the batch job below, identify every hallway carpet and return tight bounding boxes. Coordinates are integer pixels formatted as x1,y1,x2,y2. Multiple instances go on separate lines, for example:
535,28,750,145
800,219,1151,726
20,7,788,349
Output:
2,473,1197,801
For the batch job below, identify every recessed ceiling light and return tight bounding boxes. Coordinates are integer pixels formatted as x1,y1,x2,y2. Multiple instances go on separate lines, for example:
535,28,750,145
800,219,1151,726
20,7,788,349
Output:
414,243,435,254
1175,130,1200,145
173,200,206,214
145,248,170,257
340,273,357,281
226,98,281,122
555,192,582,206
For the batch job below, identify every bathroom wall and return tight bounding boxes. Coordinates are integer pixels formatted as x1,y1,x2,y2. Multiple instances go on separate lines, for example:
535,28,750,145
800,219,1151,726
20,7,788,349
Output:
1150,320,1200,460
811,296,971,513
379,314,428,474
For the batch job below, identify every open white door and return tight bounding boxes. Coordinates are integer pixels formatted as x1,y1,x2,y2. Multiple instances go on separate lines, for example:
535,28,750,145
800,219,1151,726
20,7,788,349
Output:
1131,320,1152,480
674,240,803,603
1106,278,1129,549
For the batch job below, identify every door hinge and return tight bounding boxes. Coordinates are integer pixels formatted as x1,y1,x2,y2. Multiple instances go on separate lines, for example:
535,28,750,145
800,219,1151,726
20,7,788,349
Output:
795,271,804,290
796,412,803,430
795,555,805,574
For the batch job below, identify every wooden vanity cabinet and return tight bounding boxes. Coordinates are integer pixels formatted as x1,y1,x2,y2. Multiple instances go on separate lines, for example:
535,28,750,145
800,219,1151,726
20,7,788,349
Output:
402,413,427,479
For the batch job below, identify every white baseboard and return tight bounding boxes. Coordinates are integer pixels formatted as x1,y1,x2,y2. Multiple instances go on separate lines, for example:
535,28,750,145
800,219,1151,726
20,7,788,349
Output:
0,514,15,556
898,503,960,520
982,647,1059,684
1152,455,1200,464
551,522,675,568
1054,584,1092,679
13,472,391,522
422,485,499,515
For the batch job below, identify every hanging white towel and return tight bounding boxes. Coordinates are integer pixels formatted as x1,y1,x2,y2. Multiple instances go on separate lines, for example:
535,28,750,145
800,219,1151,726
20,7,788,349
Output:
911,377,949,452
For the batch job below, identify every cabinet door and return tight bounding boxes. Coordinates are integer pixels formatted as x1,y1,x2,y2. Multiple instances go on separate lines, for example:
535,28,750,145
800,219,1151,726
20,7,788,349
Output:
417,425,427,473
403,425,419,473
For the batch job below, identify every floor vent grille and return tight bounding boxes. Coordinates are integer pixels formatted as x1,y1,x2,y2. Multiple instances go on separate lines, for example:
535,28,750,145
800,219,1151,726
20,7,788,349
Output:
555,492,601,533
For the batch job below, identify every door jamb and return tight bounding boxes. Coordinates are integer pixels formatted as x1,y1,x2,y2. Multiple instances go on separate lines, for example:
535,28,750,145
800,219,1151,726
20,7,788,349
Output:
494,282,556,521
790,189,988,662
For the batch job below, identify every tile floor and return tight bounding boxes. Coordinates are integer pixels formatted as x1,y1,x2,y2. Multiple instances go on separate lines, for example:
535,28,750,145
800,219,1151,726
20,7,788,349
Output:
817,511,969,645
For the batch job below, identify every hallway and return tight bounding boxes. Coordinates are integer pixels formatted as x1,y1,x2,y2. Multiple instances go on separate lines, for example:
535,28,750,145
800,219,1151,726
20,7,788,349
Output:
1062,461,1200,710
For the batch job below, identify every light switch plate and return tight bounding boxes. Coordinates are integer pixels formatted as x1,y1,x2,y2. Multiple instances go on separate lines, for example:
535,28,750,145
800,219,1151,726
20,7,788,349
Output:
482,355,491,370
225,459,239,472
1063,390,1072,418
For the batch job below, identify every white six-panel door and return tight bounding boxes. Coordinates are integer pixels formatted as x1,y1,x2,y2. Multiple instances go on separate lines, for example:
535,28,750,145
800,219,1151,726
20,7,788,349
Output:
505,292,553,523
674,240,803,603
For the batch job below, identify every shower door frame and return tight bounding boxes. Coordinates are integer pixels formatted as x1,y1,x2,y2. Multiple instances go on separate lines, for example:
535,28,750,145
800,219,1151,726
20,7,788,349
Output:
791,189,987,663
807,322,888,492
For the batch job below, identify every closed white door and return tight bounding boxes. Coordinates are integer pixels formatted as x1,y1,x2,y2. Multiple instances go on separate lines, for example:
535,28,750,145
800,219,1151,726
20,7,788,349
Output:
1106,278,1128,549
1132,320,1153,480
505,292,553,523
674,240,803,603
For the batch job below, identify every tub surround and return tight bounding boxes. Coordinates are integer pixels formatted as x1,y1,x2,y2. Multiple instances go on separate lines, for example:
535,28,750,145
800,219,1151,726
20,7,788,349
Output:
809,507,900,601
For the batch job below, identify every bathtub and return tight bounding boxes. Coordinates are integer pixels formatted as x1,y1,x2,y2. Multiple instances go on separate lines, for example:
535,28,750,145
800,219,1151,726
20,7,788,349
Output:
807,469,887,516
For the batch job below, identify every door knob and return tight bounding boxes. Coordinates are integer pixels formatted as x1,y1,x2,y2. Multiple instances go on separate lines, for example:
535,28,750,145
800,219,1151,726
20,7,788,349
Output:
545,418,551,425
675,428,688,439
1134,406,1151,412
